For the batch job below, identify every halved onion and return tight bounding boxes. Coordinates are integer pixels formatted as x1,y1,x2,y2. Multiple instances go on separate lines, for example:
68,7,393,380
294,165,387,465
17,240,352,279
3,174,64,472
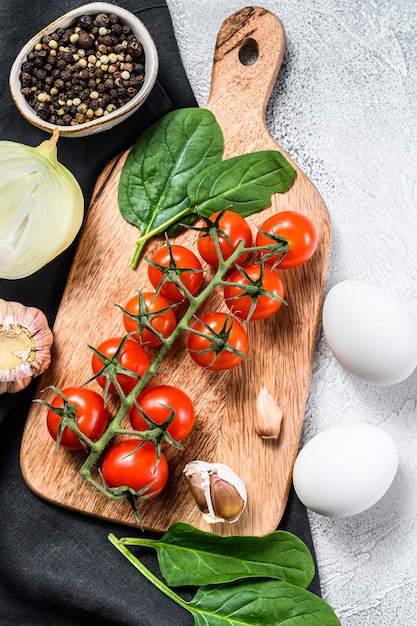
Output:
0,130,84,279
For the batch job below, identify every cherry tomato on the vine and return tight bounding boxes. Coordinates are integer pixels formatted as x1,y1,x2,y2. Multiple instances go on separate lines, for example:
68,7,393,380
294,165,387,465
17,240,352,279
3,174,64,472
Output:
224,264,285,320
46,387,108,450
256,211,318,269
197,210,253,268
130,385,195,442
147,245,204,302
122,291,176,347
91,337,150,395
101,439,168,498
187,312,249,371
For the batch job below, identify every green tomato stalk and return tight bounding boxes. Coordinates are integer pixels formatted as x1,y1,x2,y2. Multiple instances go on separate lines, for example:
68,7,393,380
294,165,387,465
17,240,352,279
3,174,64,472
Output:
48,229,289,525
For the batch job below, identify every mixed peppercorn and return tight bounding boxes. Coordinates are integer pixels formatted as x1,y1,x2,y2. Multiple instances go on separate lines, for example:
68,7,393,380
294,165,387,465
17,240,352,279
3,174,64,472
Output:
19,12,146,126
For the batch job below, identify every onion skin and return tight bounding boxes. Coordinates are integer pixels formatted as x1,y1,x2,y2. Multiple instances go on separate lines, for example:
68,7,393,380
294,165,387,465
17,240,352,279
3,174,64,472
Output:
0,298,53,394
0,129,84,279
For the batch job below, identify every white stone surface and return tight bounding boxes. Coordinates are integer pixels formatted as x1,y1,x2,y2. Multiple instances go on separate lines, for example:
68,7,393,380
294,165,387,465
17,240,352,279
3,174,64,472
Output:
166,1,417,624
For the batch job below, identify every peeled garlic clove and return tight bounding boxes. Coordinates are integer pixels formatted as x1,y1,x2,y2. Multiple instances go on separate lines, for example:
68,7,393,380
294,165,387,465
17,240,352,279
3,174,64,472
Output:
0,298,53,394
183,460,247,524
254,386,283,439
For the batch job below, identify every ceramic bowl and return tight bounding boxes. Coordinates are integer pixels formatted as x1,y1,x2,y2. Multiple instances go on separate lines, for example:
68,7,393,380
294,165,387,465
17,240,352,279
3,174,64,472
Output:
9,3,158,138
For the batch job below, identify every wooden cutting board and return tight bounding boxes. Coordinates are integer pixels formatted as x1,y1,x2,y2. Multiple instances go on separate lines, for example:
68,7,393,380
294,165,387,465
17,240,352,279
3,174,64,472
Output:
20,6,331,536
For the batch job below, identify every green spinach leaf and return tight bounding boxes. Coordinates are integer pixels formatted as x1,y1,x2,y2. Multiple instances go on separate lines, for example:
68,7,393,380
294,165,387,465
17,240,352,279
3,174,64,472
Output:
118,107,224,267
189,579,341,626
117,521,314,589
188,150,296,218
109,533,341,626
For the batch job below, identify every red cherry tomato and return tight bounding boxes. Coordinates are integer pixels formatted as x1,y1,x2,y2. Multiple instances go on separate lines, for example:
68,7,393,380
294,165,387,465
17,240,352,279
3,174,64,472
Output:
91,337,150,395
130,385,195,442
187,312,249,371
101,439,168,499
122,291,176,347
147,245,203,301
256,211,318,269
46,387,108,450
197,210,253,268
224,264,285,320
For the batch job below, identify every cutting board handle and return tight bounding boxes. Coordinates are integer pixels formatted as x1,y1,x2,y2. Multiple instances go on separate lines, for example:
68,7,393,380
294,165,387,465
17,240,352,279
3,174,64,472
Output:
206,6,286,144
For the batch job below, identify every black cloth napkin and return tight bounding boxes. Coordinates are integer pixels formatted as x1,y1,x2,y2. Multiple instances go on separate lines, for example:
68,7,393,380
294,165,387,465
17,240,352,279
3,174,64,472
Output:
0,1,320,623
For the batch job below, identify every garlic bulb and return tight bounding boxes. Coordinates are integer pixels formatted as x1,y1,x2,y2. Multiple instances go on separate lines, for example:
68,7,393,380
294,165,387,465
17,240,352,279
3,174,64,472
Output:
0,129,84,279
254,386,283,439
183,460,247,524
0,298,53,394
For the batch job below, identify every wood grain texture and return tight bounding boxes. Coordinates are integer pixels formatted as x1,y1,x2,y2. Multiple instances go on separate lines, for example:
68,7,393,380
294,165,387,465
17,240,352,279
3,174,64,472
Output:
20,6,331,536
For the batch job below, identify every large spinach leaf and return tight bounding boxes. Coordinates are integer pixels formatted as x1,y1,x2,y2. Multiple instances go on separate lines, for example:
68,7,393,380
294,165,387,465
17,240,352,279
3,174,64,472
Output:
188,579,341,626
188,150,295,217
118,107,224,266
117,522,314,589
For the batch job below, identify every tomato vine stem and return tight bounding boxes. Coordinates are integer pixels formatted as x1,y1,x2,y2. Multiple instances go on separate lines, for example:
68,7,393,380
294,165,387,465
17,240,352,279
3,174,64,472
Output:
74,233,289,521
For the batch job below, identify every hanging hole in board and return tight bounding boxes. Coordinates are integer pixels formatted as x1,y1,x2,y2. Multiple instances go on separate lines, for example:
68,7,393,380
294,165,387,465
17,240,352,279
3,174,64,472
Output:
238,39,259,66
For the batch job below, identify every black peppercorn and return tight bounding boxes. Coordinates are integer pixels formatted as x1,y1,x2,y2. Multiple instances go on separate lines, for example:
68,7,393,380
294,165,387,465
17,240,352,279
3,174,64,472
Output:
127,39,143,58
111,23,123,37
34,102,50,120
78,15,94,31
102,35,114,47
35,68,47,80
95,13,110,28
78,69,90,81
20,72,32,87
21,60,35,73
126,86,137,98
78,30,95,50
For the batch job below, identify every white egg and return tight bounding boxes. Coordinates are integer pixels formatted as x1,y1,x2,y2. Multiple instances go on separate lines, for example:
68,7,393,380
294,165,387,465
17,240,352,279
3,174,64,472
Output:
322,280,417,385
293,423,399,518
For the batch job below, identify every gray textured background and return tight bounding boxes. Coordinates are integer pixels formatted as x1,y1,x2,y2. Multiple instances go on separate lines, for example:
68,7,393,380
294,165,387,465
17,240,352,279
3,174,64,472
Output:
166,1,417,624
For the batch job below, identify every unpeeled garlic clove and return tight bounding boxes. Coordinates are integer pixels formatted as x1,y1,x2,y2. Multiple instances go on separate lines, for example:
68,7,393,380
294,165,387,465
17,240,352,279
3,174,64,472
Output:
183,460,247,524
254,386,283,439
0,298,53,394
